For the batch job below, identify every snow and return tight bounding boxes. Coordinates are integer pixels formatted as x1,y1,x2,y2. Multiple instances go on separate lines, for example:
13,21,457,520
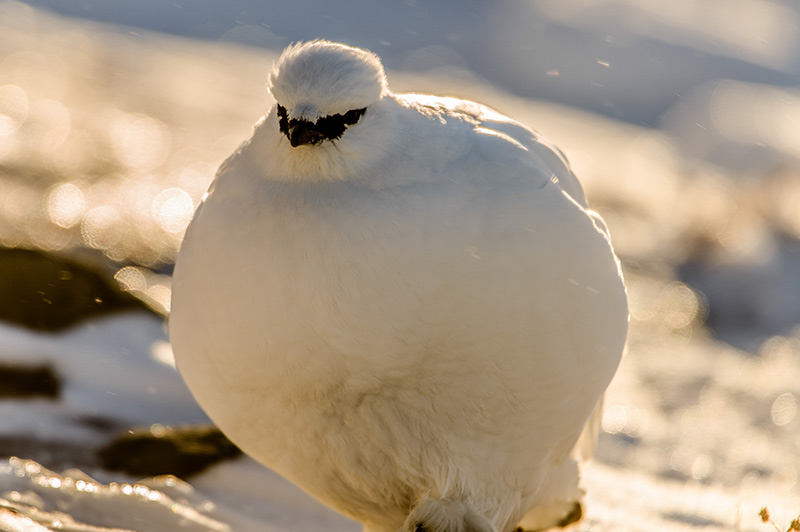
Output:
1,457,232,532
0,314,207,445
0,1,799,531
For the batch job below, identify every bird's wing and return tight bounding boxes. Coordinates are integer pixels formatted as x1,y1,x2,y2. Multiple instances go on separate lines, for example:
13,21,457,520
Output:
396,93,588,208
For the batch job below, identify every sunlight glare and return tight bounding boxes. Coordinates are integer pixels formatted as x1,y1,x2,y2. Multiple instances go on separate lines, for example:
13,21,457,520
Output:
4,185,40,226
177,161,216,200
770,393,797,427
627,276,664,323
29,99,71,151
46,182,86,228
81,205,122,251
0,84,28,137
150,340,176,368
758,336,800,362
152,187,194,234
660,282,702,330
114,266,147,292
112,114,172,170
146,284,172,314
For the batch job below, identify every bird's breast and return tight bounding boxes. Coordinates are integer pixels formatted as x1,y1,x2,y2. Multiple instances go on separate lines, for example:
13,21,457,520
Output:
170,175,627,492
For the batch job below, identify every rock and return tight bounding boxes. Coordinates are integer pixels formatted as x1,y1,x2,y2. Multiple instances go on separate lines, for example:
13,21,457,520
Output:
98,425,242,479
0,247,151,331
0,364,60,398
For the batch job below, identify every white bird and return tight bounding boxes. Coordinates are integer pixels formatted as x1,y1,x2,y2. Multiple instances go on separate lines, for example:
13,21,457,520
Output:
170,40,628,532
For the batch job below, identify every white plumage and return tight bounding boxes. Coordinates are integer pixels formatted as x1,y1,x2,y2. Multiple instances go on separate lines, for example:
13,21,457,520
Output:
170,40,628,532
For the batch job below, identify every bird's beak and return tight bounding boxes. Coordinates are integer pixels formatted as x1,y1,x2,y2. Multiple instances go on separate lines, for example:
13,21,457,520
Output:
288,121,323,147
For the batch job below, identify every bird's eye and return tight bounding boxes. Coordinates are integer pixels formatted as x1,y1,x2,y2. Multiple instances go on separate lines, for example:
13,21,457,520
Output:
276,104,290,135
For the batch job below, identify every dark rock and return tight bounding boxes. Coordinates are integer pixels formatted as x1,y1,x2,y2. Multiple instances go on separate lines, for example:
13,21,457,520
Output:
98,425,242,479
74,414,123,432
0,247,150,331
0,364,60,398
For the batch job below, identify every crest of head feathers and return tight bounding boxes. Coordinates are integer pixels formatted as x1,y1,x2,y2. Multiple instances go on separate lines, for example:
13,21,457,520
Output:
268,40,388,121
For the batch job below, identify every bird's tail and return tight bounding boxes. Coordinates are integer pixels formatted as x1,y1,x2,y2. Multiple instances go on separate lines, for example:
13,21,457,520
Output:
404,498,496,532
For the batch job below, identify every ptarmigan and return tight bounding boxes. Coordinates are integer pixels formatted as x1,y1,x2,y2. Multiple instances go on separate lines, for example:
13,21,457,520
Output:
170,40,628,532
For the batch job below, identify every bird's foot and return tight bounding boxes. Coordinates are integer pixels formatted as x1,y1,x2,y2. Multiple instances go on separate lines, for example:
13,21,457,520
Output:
556,501,583,527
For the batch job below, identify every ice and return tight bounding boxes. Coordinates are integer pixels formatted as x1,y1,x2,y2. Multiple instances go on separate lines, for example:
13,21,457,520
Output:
0,313,207,447
0,457,231,532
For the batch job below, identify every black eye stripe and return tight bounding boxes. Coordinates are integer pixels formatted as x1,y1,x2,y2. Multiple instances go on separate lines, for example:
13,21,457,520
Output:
276,104,366,143
277,104,289,133
318,108,366,128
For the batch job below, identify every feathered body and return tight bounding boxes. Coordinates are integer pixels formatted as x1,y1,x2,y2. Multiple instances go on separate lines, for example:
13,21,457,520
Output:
170,41,628,532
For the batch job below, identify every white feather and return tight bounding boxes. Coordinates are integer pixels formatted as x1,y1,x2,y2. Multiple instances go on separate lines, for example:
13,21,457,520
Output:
268,40,388,120
170,40,628,532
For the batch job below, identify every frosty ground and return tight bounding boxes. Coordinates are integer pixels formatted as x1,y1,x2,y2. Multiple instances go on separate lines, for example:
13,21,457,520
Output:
0,1,799,531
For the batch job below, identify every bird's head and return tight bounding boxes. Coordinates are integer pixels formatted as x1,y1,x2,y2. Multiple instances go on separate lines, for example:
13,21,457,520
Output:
268,40,388,148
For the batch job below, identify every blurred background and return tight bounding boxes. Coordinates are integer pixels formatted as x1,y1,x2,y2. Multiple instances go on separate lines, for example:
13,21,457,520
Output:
0,0,798,530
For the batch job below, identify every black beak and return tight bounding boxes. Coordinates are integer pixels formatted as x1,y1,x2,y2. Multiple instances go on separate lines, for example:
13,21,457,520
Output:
288,121,324,147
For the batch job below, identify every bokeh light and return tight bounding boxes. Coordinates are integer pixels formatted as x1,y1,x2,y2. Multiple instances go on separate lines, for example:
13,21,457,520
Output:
0,22,243,266
151,187,194,234
111,114,172,171
45,182,86,228
81,205,122,252
770,393,797,427
0,84,28,136
114,266,148,293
